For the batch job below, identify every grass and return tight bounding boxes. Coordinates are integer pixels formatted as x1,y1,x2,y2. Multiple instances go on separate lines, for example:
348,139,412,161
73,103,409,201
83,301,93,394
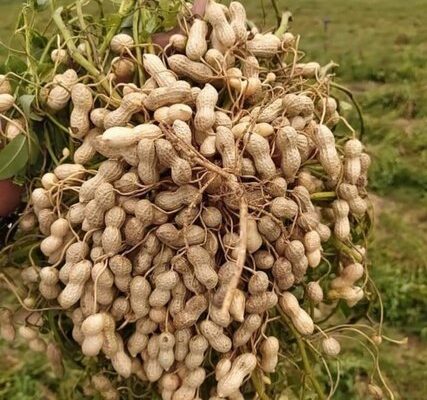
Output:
1,0,427,399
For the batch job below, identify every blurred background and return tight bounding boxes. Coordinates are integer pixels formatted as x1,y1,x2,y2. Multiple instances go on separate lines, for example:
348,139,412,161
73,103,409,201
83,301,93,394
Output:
0,0,426,398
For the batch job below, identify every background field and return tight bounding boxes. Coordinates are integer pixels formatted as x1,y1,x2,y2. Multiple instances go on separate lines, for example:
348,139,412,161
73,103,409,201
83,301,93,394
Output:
1,0,427,398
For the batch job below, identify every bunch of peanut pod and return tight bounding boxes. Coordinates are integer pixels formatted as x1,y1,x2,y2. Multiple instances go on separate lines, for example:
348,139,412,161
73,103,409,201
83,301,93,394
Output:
0,0,389,399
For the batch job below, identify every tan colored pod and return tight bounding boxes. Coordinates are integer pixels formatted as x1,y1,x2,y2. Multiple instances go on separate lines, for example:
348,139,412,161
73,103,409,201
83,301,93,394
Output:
322,337,341,356
0,93,14,113
186,245,218,289
205,0,235,48
200,320,232,353
312,124,342,181
90,108,109,128
270,197,298,220
245,217,262,253
155,138,192,185
167,55,214,84
245,133,276,179
70,83,93,138
337,183,367,216
201,206,222,228
229,288,246,322
185,334,209,370
5,118,25,141
74,128,101,164
258,215,281,242
252,99,283,123
272,257,294,290
186,19,208,60
155,184,202,211
229,1,247,42
81,313,104,356
158,332,176,371
58,260,92,309
0,75,12,95
47,69,78,111
143,53,177,87
137,138,159,185
169,33,187,51
217,353,257,397
332,199,351,241
154,103,193,125
304,230,322,268
130,276,151,318
39,267,61,300
276,126,301,182
233,313,262,347
194,83,218,131
143,80,192,110
283,94,314,118
247,33,281,57
54,163,86,180
260,336,279,373
172,367,205,400
104,92,146,129
111,57,135,83
331,262,364,289
174,328,192,363
173,294,208,329
294,62,321,78
306,281,324,304
110,33,134,54
279,292,314,335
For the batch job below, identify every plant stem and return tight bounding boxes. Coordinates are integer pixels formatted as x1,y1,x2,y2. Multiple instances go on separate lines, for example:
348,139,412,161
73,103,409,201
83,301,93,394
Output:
251,369,271,400
50,5,120,102
133,1,145,86
310,191,336,201
22,5,38,85
275,11,293,38
280,311,326,400
98,0,136,57
330,82,365,138
76,0,95,65
330,236,363,263
270,0,281,27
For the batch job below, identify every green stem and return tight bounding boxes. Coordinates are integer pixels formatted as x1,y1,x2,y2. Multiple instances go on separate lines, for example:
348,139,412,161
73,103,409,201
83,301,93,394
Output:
280,311,326,400
51,5,120,102
329,236,363,263
76,0,95,65
270,0,281,27
310,191,336,201
251,369,271,400
39,35,56,65
98,0,136,57
275,11,293,37
133,1,145,86
44,113,69,135
22,5,37,84
330,81,365,139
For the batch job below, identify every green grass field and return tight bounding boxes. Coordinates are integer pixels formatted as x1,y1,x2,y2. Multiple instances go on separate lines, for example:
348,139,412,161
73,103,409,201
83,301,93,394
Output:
1,0,427,398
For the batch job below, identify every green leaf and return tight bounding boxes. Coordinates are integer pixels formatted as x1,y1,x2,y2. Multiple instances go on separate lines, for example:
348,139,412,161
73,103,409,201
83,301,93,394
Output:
18,94,43,122
104,13,121,29
30,30,48,58
28,127,41,165
0,134,29,180
159,0,170,11
5,55,27,75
